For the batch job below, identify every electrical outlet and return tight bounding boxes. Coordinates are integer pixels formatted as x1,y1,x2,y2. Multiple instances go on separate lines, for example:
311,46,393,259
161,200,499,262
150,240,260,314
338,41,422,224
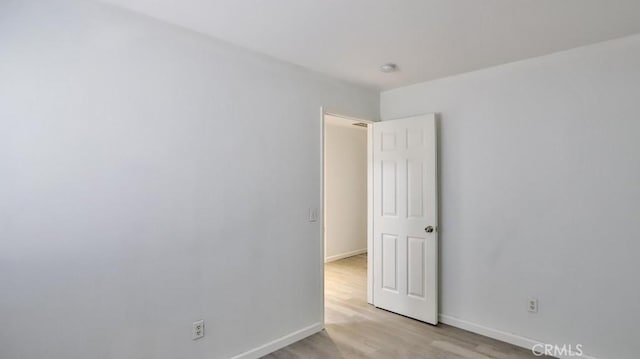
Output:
528,298,538,313
192,320,204,340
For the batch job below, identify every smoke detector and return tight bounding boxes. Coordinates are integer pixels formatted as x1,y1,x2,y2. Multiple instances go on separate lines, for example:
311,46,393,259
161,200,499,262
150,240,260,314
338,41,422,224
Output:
380,63,398,73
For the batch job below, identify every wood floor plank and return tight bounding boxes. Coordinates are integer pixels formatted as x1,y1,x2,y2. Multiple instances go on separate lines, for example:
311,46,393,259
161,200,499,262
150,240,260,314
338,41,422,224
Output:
263,254,544,359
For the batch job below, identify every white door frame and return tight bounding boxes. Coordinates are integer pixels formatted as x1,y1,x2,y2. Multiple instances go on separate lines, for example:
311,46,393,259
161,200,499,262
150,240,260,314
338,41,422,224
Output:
319,107,374,328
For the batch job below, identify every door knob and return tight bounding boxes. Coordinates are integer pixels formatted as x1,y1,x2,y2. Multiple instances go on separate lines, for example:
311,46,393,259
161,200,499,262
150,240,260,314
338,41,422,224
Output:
425,226,434,233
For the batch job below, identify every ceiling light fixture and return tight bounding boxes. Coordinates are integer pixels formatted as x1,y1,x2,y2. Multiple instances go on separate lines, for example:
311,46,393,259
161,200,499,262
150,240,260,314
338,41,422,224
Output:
380,63,398,73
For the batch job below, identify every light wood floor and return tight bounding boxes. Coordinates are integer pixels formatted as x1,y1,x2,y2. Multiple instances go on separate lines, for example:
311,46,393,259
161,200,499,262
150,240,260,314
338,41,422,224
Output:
264,254,544,359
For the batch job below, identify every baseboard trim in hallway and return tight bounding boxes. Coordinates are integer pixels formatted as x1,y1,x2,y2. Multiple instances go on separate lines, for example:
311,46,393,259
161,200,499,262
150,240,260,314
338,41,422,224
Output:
439,314,599,359
324,248,367,263
230,323,322,359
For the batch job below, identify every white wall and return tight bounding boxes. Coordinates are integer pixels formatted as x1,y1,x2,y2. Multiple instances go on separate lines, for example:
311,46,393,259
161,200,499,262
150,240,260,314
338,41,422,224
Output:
381,35,640,359
0,1,378,358
323,116,368,262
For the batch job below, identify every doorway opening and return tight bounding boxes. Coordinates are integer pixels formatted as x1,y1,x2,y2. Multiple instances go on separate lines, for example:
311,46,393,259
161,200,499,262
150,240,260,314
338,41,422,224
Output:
321,111,439,328
322,112,373,325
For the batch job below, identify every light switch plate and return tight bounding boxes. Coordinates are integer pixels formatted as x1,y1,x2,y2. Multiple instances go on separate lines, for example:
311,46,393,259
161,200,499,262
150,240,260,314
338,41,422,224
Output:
308,207,319,222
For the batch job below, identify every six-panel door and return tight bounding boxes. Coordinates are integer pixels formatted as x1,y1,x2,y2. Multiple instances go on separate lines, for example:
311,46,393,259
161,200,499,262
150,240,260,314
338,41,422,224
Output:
372,114,438,324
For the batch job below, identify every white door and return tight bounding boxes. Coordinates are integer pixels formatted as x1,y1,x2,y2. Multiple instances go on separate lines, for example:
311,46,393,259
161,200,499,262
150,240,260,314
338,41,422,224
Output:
372,114,438,324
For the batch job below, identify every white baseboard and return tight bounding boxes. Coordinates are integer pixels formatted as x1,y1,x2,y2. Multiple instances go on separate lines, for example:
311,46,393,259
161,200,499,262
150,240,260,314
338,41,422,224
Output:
229,322,323,359
439,314,599,359
325,248,367,263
